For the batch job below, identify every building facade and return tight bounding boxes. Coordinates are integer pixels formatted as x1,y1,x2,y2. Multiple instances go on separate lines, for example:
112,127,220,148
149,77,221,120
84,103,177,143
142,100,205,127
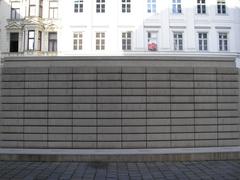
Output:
0,0,240,60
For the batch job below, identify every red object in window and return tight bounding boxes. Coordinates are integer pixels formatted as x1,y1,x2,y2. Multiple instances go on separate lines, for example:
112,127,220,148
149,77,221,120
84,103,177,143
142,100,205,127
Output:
148,42,157,51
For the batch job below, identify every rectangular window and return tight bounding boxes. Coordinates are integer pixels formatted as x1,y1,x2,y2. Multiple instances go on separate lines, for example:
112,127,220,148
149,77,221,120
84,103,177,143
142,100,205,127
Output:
198,32,208,51
11,8,20,19
172,0,182,14
38,31,42,51
96,0,105,13
49,1,58,19
73,32,83,50
217,0,226,14
39,0,43,17
10,33,19,52
96,32,105,50
197,0,206,14
147,0,156,13
122,32,132,50
147,32,158,51
219,33,228,51
28,30,35,50
74,0,83,13
29,0,36,16
122,0,131,13
48,32,57,51
173,32,183,50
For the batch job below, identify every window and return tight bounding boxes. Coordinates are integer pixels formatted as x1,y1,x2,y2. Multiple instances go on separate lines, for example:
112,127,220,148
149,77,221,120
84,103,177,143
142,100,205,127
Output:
38,31,42,51
122,0,131,13
147,0,156,13
49,1,58,19
198,32,208,51
96,0,105,13
11,2,20,19
172,0,182,14
122,32,132,50
10,33,19,52
29,0,36,16
48,32,57,51
217,0,226,14
219,33,228,51
74,0,83,13
39,0,43,17
147,32,158,51
28,30,35,50
96,32,105,50
73,32,83,50
173,32,183,50
197,0,206,14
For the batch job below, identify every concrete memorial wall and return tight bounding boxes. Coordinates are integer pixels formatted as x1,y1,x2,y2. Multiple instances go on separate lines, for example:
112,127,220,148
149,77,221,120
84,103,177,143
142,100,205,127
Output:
0,56,239,149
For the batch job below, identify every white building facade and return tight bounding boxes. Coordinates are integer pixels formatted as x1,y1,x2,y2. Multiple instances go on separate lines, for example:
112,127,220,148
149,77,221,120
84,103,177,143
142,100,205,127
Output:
0,0,240,60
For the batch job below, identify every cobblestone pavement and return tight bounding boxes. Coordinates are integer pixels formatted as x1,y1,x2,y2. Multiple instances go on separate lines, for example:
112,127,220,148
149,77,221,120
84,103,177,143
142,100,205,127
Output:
0,161,240,180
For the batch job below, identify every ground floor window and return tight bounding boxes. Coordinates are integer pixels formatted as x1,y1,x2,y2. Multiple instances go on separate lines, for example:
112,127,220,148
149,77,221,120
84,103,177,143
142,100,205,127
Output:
10,32,19,52
48,32,57,51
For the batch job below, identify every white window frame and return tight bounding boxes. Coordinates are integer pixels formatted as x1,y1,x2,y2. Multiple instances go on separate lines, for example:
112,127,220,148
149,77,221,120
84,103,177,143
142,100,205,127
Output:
73,32,83,50
122,31,132,51
147,0,156,13
28,30,35,50
173,32,183,51
49,1,58,19
197,0,206,14
11,8,20,19
96,32,105,50
74,0,83,13
29,0,36,16
218,32,228,51
96,0,105,13
172,0,182,14
48,32,57,52
122,0,131,13
217,0,226,14
147,31,158,51
198,32,208,51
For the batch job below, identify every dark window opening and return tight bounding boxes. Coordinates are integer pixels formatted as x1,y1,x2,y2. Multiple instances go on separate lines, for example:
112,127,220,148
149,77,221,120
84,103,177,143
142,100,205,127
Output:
10,33,19,52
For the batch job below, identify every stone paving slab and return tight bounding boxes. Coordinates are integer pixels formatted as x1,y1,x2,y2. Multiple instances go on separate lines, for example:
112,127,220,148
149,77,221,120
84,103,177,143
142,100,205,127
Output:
0,160,240,180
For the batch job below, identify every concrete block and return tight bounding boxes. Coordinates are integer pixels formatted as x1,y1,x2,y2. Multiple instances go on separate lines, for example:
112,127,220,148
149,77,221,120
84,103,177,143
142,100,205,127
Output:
217,89,238,96
24,126,47,133
171,118,194,125
2,119,23,126
195,111,217,118
218,140,240,146
218,96,238,103
49,67,72,74
217,74,238,81
171,104,194,111
195,118,217,125
217,82,238,88
49,82,72,88
122,119,146,126
147,141,171,148
73,134,97,141
97,142,122,148
2,89,24,96
49,104,72,111
194,74,216,81
171,96,194,103
2,97,24,103
2,104,24,111
49,74,72,81
24,119,47,126
123,81,145,88
25,67,48,74
195,125,217,132
2,134,23,141
49,96,72,103
98,111,121,119
122,142,146,148
74,104,96,111
49,89,72,95
25,96,47,103
195,140,218,147
122,111,146,118
1,141,23,148
147,67,170,73
98,96,121,103
147,89,170,95
122,74,145,80
24,142,48,148
73,67,96,74
123,89,146,96
194,67,216,74
195,82,216,88
97,89,121,96
25,74,48,81
3,67,24,74
147,81,170,88
147,134,170,141
171,133,194,140
25,89,48,96
217,67,238,74
195,96,217,103
73,119,96,126
218,132,240,139
122,67,145,73
98,104,121,111
48,111,72,118
170,67,193,74
48,134,72,141
147,111,170,118
97,67,121,73
24,134,47,141
171,126,194,133
195,103,217,110
147,126,170,133
170,74,193,81
122,96,146,103
73,89,96,95
171,111,194,118
2,126,23,133
98,119,121,126
147,96,170,103
73,112,96,118
147,118,170,126
73,127,96,134
122,104,145,111
98,127,121,134
2,82,24,89
171,141,194,148
3,111,24,118
49,119,72,126
122,126,146,133
97,74,121,81
73,96,96,103
147,74,169,81
171,89,194,96
218,125,239,132
218,117,239,124
98,134,121,141
122,134,146,141
73,81,96,88
97,81,121,88
218,110,238,117
25,104,48,111
195,133,217,140
2,74,24,82
194,89,217,96
73,142,97,148
147,104,170,111
73,74,96,81
48,142,73,148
